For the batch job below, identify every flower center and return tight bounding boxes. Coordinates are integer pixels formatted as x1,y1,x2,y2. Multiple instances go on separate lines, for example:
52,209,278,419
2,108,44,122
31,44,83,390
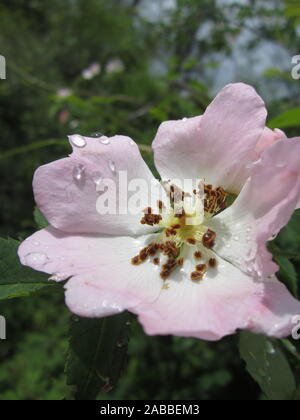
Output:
131,183,228,283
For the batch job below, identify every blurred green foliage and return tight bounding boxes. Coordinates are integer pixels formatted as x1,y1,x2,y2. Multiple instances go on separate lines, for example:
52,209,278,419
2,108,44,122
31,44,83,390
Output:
0,0,300,400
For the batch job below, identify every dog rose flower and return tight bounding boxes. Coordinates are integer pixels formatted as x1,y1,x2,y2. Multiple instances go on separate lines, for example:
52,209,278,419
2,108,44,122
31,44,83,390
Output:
18,83,300,341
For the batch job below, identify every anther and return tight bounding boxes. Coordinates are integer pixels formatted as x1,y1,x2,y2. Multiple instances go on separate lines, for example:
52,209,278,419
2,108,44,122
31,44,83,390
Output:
196,264,207,272
202,229,216,249
140,213,162,226
131,256,140,265
171,224,181,229
194,251,202,259
143,207,153,214
191,271,203,281
157,200,165,210
209,258,217,268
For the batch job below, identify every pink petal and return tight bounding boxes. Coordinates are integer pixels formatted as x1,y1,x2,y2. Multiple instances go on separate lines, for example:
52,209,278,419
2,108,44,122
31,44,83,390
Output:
255,127,286,157
212,137,300,278
153,83,267,194
33,135,166,235
133,255,300,340
18,227,162,317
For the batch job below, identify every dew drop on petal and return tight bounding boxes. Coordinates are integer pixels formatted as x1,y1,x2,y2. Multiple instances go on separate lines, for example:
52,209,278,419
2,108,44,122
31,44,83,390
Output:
49,273,68,282
182,117,188,122
268,233,278,241
233,236,239,241
25,252,48,267
72,164,85,182
68,135,87,148
108,159,116,174
99,137,110,145
92,171,103,188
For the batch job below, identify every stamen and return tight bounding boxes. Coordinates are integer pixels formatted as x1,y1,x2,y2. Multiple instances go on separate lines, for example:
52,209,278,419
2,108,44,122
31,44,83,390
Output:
133,182,227,282
204,184,228,215
171,224,181,229
209,258,217,268
194,251,202,259
143,207,153,214
202,229,216,249
196,264,207,272
131,256,140,265
165,228,177,237
140,212,162,226
157,200,165,210
191,271,204,281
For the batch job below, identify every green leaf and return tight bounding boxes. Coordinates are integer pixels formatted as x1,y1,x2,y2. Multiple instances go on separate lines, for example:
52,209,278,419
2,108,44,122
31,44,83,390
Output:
274,255,298,297
34,207,49,229
239,331,296,400
268,107,300,129
66,313,131,400
275,210,300,254
0,238,59,300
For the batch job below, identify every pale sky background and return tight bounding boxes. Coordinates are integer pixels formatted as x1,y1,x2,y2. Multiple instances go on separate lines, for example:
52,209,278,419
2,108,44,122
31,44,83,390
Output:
138,0,298,101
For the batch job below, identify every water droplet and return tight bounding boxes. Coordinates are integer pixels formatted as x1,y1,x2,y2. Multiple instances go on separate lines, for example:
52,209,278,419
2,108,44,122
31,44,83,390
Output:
234,236,239,241
92,171,103,188
266,342,276,355
90,131,104,138
130,140,135,146
126,321,131,326
73,316,80,323
116,339,126,348
99,137,110,145
108,159,116,174
49,273,67,282
268,233,278,241
182,117,188,122
72,164,85,182
68,134,86,148
225,243,231,248
246,227,252,233
33,241,40,246
276,162,286,168
25,252,48,267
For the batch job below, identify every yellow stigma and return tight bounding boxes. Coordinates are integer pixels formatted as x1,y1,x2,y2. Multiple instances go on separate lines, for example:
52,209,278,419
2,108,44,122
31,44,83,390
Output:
159,209,209,248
